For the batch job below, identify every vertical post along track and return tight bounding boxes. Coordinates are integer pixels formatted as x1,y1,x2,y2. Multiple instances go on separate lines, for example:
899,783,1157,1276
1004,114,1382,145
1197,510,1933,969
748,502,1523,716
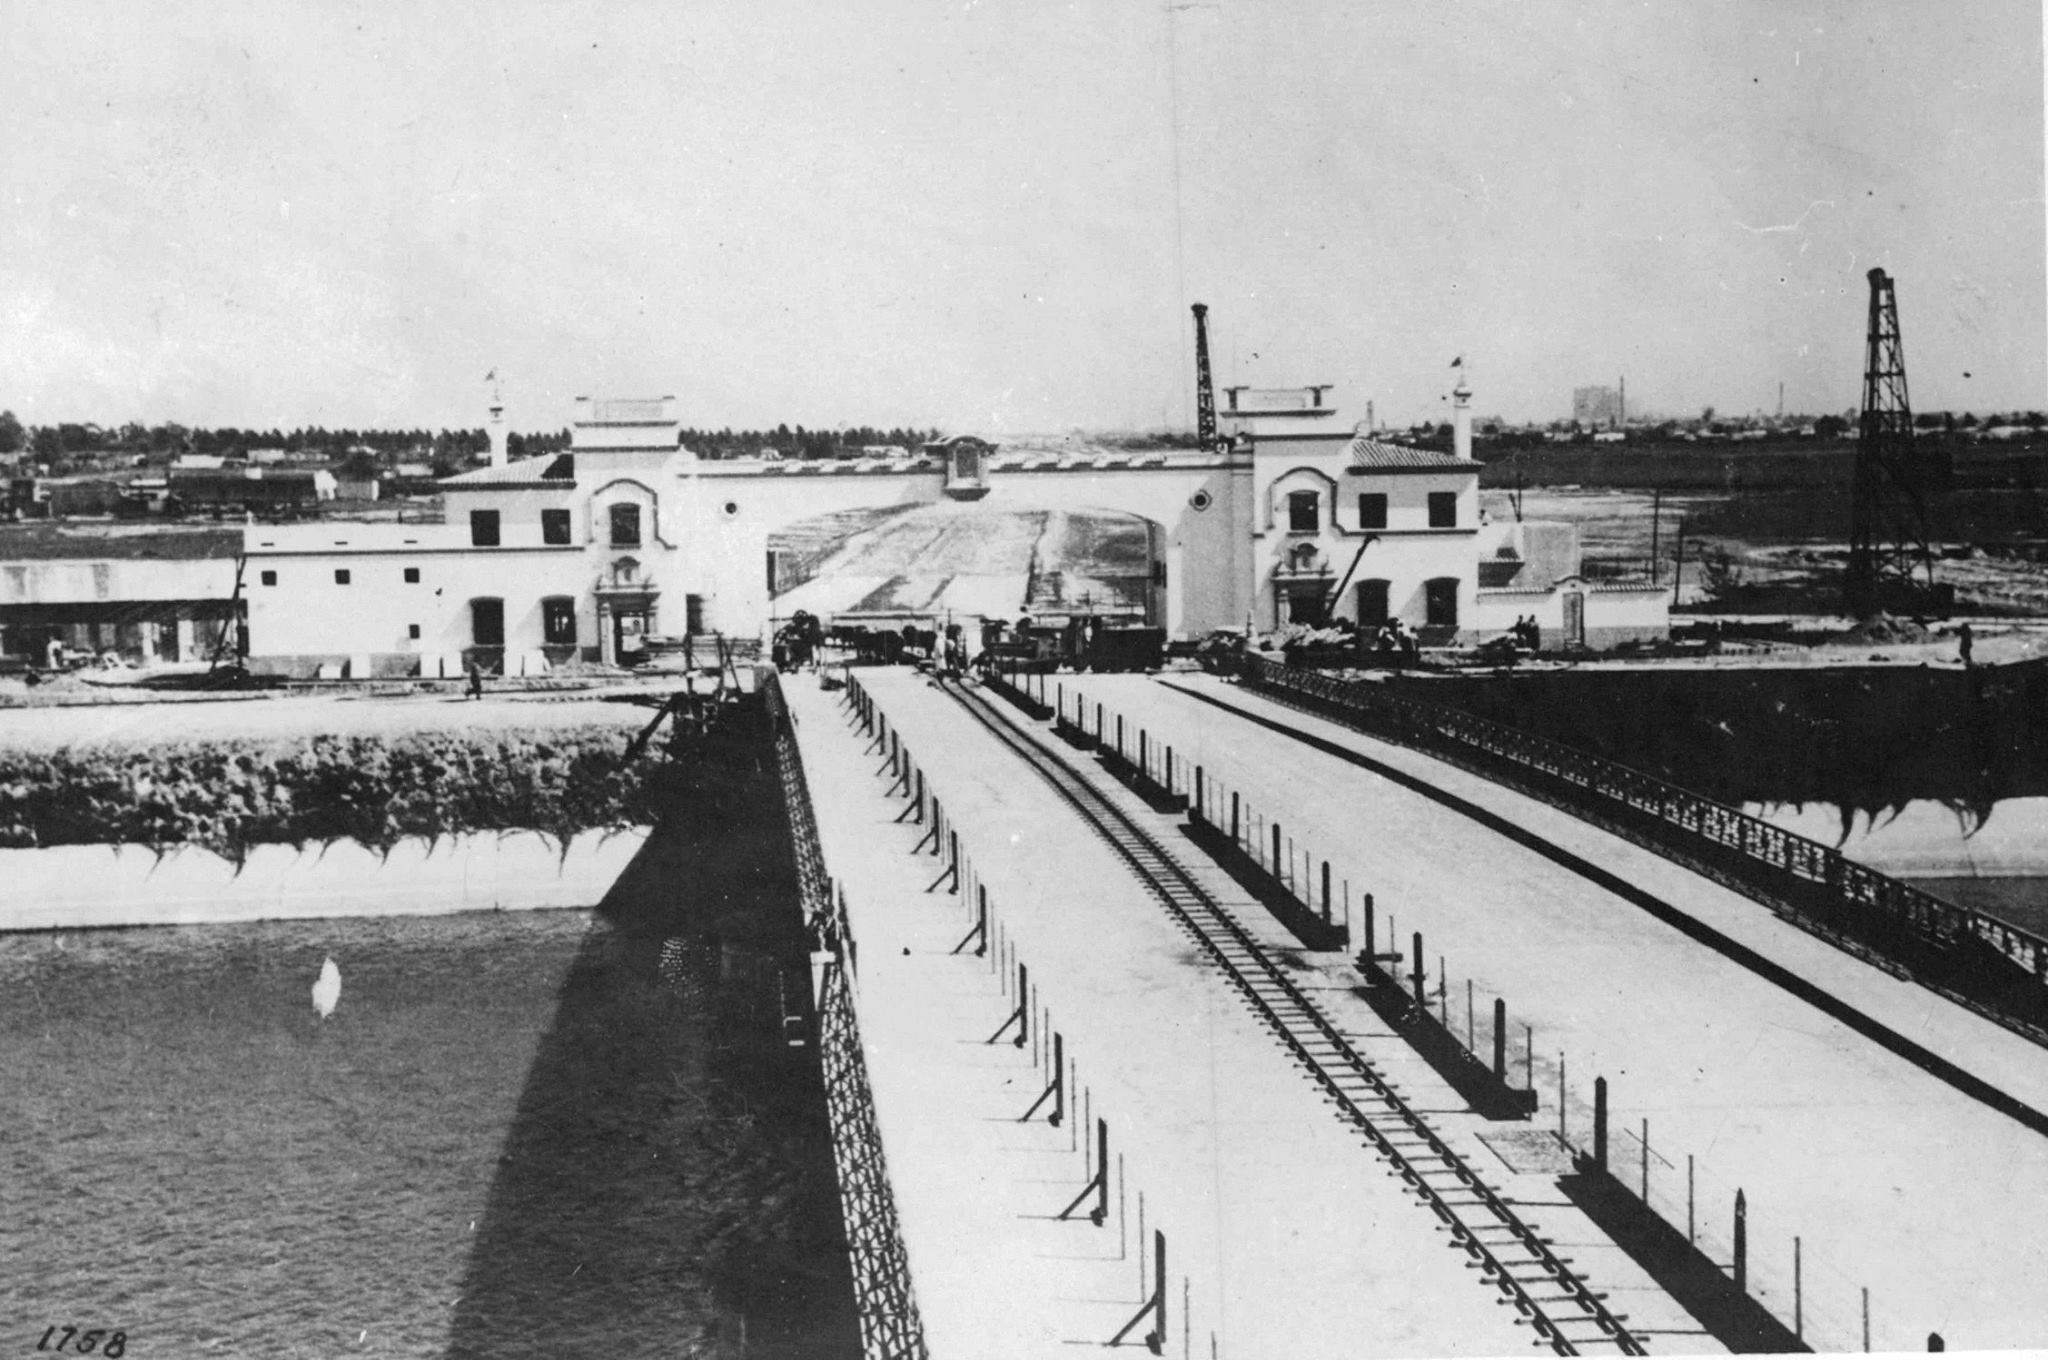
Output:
932,675,1643,1356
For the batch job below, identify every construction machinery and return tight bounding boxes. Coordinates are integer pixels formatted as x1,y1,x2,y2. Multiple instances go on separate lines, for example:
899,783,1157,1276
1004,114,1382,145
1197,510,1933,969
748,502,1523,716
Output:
1845,268,1950,616
1192,302,1222,453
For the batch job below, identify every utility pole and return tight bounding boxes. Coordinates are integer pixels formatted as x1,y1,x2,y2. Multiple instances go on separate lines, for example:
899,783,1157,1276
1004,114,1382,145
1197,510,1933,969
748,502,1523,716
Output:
1649,487,1661,586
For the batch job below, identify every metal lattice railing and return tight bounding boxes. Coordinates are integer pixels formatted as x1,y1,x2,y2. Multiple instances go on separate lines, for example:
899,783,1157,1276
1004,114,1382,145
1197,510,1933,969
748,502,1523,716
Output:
1238,657,2048,1035
761,674,926,1360
816,959,927,1360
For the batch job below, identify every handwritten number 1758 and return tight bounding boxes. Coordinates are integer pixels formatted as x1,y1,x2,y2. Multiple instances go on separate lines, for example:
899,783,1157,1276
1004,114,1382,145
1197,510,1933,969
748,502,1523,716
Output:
36,1326,127,1356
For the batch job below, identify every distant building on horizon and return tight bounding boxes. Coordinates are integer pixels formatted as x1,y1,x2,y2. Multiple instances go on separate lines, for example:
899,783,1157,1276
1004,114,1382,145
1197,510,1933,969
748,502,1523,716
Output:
1573,385,1623,429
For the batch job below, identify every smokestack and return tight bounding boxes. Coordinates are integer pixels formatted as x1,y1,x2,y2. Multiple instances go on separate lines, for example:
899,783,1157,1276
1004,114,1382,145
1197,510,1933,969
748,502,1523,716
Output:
1452,375,1473,461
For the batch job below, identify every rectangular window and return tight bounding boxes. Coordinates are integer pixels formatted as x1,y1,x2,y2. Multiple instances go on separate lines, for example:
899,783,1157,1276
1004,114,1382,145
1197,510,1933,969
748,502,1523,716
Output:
470,509,501,547
542,597,577,646
470,598,505,647
684,593,705,634
609,502,642,547
260,570,278,587
1286,490,1319,533
542,508,572,545
1356,579,1390,627
1425,577,1460,627
334,569,351,585
408,623,421,640
1427,492,1457,528
403,566,420,584
1357,493,1388,529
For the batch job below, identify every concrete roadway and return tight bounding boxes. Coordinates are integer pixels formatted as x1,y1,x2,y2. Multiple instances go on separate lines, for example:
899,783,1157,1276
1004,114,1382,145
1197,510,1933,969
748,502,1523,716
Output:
790,670,1708,1359
1055,671,2048,1353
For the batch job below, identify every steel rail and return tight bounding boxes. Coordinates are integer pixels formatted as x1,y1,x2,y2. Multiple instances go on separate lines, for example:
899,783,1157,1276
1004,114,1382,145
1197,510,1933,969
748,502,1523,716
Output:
934,674,1643,1356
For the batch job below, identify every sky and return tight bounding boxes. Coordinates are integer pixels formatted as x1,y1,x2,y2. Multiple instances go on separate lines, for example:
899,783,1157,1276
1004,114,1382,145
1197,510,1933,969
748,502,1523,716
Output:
1,0,2042,435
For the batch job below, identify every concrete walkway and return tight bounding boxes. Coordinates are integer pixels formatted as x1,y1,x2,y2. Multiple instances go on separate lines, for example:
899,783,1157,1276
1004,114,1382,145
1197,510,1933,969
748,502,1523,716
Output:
788,670,1699,1359
1057,671,2048,1353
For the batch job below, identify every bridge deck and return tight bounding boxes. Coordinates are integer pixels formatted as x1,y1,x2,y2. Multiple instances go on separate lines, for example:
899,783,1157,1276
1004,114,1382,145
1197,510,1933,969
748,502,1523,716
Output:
788,670,1706,1358
1058,671,2048,1352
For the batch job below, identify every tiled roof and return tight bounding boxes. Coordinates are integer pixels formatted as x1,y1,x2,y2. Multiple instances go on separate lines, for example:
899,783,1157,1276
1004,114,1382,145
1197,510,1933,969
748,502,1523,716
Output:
1345,438,1478,472
439,456,564,487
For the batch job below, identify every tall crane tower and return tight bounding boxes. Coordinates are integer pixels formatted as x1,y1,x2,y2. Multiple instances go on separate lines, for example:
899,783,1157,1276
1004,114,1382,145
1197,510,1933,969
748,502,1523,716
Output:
1191,302,1218,449
1845,268,1944,616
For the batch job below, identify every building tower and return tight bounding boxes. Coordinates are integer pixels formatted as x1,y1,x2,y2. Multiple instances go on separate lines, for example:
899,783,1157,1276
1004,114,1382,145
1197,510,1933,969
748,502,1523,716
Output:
1452,373,1473,461
1844,268,1943,616
486,370,509,469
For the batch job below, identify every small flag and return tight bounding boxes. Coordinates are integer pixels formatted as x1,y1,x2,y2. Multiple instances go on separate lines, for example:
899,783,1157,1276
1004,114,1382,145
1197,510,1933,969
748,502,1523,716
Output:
1450,356,1464,368
484,368,498,382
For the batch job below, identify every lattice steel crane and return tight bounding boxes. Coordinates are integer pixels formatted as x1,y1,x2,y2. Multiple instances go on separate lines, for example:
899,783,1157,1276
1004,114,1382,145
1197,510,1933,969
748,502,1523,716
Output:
1845,268,1947,616
1191,302,1219,450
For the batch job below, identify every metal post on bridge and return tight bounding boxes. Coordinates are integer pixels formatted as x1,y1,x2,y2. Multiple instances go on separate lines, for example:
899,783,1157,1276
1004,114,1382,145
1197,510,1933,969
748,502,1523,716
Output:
1734,1188,1748,1293
1110,1229,1168,1355
1412,931,1426,1005
1230,791,1240,848
1493,997,1507,1079
988,961,1029,1048
1059,1118,1110,1227
1593,1076,1608,1173
1022,1032,1065,1125
952,885,988,956
1271,822,1282,881
1193,765,1204,822
1321,860,1332,926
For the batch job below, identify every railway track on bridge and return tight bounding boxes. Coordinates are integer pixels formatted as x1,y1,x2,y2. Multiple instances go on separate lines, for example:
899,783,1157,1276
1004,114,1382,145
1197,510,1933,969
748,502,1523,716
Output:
935,674,1646,1357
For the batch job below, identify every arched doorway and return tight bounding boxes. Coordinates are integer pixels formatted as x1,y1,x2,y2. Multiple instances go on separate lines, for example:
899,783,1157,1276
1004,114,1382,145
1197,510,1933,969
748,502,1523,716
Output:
764,503,1166,631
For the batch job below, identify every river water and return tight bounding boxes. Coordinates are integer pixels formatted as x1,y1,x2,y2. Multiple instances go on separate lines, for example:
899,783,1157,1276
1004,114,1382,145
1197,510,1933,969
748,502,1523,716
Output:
1397,659,2048,933
0,901,858,1358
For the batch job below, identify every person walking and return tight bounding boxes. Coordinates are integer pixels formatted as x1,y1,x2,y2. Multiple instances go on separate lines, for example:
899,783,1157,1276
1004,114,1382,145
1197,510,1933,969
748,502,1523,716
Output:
466,658,484,699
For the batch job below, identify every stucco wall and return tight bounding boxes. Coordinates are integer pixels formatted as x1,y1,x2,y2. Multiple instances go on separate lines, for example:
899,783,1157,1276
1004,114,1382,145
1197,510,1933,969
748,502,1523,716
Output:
1251,439,1486,631
0,556,236,605
245,533,587,669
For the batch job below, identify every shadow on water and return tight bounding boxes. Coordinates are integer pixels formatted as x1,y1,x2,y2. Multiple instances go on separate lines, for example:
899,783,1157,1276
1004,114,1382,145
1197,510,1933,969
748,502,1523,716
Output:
1401,658,2048,835
446,736,860,1360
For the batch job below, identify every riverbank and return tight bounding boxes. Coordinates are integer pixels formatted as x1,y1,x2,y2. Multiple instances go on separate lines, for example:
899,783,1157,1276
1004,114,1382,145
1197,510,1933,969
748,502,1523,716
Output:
0,829,648,932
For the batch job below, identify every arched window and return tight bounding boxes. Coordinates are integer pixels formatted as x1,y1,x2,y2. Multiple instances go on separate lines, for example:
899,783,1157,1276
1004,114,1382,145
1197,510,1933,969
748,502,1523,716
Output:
542,596,577,646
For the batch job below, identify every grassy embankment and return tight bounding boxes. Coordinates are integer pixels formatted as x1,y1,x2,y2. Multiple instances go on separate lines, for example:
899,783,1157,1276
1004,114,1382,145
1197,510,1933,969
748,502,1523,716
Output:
0,701,663,858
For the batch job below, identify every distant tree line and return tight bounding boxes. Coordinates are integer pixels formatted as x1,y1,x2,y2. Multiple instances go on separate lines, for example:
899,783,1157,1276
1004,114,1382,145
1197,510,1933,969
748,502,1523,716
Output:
0,410,960,474
0,412,586,480
682,424,945,459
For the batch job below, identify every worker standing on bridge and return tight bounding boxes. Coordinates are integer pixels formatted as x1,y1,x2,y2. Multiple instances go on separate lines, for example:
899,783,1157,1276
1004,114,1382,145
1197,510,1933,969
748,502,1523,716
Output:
1958,622,1975,669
